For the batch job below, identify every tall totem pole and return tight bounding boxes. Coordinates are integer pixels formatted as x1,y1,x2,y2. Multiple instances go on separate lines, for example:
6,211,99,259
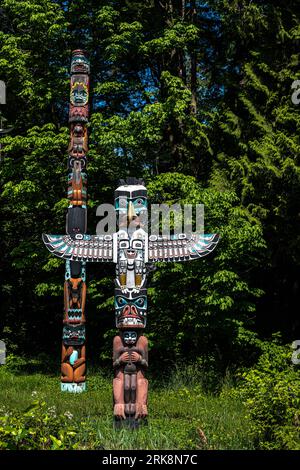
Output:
43,51,220,425
61,50,89,392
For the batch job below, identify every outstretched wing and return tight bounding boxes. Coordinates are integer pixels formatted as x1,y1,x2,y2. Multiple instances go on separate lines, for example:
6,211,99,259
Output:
148,233,219,262
42,234,113,262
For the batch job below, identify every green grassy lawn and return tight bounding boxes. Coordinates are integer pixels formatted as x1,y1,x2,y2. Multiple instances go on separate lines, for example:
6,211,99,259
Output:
0,365,254,450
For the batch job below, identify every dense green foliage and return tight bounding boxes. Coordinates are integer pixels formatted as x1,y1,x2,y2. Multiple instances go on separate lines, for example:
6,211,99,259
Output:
0,398,95,450
0,0,300,450
235,339,300,450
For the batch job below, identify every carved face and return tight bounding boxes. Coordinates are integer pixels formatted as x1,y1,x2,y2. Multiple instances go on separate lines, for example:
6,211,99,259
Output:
68,156,87,170
114,185,148,229
122,331,137,345
118,237,145,263
115,288,147,328
69,123,87,157
70,80,89,106
69,105,89,123
63,324,85,346
71,52,90,74
68,278,83,303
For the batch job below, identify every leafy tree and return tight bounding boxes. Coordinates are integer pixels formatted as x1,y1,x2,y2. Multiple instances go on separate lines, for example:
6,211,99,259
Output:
210,1,300,339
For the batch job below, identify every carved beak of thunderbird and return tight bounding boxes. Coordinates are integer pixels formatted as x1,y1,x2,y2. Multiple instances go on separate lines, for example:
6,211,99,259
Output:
127,201,137,224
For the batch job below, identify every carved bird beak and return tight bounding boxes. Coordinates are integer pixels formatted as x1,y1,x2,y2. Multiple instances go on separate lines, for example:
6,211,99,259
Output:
127,201,136,223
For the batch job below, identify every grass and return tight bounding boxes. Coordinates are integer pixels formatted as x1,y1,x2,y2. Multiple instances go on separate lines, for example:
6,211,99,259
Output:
0,362,254,450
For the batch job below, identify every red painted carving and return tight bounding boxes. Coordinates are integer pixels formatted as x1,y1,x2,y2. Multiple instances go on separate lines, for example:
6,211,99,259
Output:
113,333,148,421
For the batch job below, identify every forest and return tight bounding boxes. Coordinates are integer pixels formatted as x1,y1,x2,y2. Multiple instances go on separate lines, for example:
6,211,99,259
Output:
0,0,300,451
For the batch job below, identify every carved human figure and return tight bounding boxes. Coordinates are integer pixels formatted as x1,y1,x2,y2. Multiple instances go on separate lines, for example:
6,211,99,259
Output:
64,277,86,323
68,123,88,157
113,331,148,421
61,344,86,383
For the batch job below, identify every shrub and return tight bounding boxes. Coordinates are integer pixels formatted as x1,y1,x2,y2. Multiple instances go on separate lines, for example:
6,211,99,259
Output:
0,399,97,450
236,338,300,449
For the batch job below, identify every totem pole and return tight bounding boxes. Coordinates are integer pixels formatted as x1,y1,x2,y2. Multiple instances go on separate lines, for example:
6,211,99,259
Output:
58,50,90,392
112,181,149,426
43,51,220,422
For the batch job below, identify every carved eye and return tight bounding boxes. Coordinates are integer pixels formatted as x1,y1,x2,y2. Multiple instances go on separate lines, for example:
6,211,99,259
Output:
119,240,129,249
135,298,145,307
119,198,127,208
117,297,127,306
132,240,143,250
134,198,147,208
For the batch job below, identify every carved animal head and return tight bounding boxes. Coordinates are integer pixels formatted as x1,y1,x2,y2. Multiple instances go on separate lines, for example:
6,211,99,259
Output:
115,288,147,328
114,182,148,230
122,331,138,345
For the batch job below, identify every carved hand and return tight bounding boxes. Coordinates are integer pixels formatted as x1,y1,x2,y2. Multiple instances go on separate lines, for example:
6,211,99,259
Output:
119,352,130,363
73,358,85,368
130,352,142,363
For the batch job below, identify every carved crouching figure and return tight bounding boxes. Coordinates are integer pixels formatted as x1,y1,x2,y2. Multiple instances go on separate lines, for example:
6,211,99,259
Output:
113,331,148,422
61,344,86,383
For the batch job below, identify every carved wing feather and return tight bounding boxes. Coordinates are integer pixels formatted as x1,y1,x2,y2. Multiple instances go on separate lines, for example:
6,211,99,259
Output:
148,233,219,262
42,234,113,262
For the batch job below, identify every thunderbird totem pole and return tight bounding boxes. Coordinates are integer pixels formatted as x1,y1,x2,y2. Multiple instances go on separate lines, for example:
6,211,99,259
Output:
43,50,219,426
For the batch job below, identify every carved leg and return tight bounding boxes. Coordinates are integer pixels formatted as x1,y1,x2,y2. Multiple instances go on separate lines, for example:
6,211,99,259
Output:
113,369,125,419
61,362,74,382
73,363,86,382
130,373,137,416
124,373,131,415
135,370,148,419
61,344,74,382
